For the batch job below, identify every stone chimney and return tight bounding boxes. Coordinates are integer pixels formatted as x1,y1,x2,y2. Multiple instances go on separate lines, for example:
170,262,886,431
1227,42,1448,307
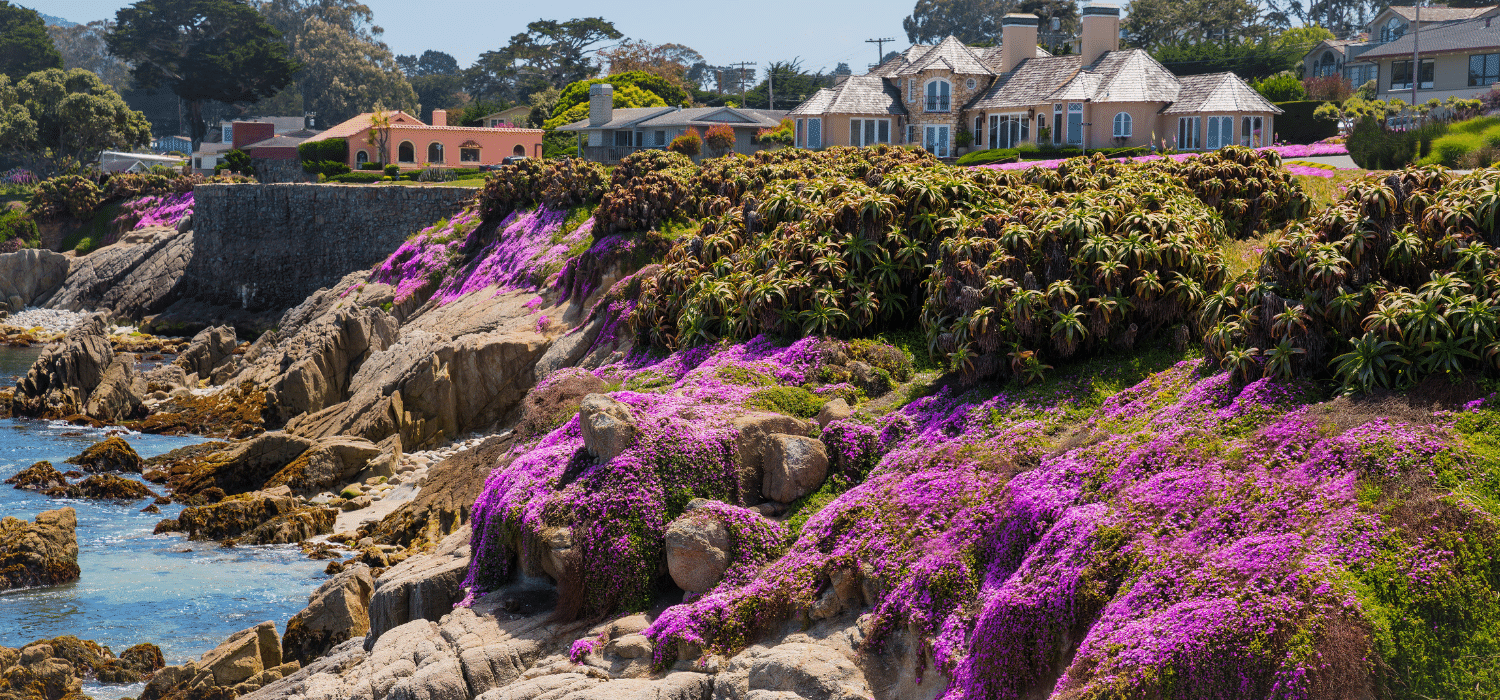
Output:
589,84,614,127
431,109,447,126
1001,14,1040,73
1081,4,1121,65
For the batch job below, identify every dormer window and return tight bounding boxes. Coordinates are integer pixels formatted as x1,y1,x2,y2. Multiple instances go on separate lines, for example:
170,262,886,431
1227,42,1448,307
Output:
1316,51,1339,77
926,79,951,112
1381,17,1406,42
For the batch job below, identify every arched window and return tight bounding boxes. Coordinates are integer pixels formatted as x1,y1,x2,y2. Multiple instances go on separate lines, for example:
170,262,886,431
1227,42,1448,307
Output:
925,79,951,112
1317,51,1339,77
1113,112,1132,138
355,150,369,164
427,142,444,163
512,144,525,156
397,141,415,162
1381,17,1405,42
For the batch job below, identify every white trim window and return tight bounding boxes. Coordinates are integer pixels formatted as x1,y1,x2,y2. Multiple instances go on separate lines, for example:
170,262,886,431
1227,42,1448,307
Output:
1205,116,1234,150
925,79,952,112
795,119,804,148
1066,102,1083,145
1391,59,1434,90
908,78,916,102
923,124,951,157
1241,116,1264,147
988,113,1029,148
1113,112,1132,138
1177,117,1202,150
907,124,918,144
851,118,891,147
807,118,822,149
974,115,984,146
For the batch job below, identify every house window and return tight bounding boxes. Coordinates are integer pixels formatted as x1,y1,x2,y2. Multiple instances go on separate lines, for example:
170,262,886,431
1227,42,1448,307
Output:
614,131,632,147
1315,51,1340,78
1471,54,1500,86
655,130,666,146
907,124,918,144
988,114,1028,148
1113,112,1132,138
513,144,525,156
1391,59,1434,90
850,118,891,147
398,141,415,162
1241,116,1264,147
1343,64,1377,87
925,79,951,112
974,115,984,146
1067,102,1083,145
796,119,805,148
1177,117,1202,150
923,124,952,157
427,142,444,163
807,118,823,148
965,78,977,90
356,150,369,164
461,147,480,162
1205,116,1234,149
908,78,916,102
1380,17,1405,43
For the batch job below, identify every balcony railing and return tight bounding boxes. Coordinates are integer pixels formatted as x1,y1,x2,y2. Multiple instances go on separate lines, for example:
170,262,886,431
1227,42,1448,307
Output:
582,144,666,163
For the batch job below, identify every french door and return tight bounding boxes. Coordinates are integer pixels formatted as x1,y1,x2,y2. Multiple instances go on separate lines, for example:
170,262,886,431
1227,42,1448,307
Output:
924,125,951,157
988,114,1029,148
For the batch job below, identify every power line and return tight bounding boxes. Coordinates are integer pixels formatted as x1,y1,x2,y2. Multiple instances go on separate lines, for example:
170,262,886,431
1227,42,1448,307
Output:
866,38,895,68
728,61,757,100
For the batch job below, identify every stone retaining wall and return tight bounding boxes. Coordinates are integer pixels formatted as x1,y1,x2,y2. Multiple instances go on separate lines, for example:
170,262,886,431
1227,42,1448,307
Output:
184,184,474,312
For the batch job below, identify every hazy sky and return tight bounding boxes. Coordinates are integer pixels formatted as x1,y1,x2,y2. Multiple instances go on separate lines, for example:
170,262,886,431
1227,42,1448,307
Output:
26,0,920,78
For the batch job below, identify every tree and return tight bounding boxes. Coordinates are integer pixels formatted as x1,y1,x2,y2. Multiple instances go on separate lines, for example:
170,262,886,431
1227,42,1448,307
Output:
598,40,704,87
1251,71,1306,101
742,60,834,110
543,83,665,130
410,74,465,123
1152,25,1332,81
396,49,459,77
47,21,132,92
466,17,621,104
548,71,689,124
904,0,1012,45
1124,0,1268,51
1266,0,1380,39
1020,0,1079,53
0,2,63,79
107,0,300,148
704,123,735,157
255,0,414,126
365,107,392,165
0,68,151,173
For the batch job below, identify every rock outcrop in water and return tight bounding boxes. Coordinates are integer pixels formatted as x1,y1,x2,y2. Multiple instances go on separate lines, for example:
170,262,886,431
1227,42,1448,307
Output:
0,635,165,699
4,461,67,491
155,492,336,544
66,436,144,473
282,563,374,667
0,508,79,590
143,621,298,700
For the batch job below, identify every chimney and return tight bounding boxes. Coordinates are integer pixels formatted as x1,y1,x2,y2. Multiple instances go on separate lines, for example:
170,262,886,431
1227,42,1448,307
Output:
1081,4,1121,65
431,109,447,126
1001,14,1040,73
589,84,614,127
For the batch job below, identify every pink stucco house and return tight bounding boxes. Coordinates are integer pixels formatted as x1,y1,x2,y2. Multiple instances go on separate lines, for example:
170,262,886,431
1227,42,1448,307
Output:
305,110,544,168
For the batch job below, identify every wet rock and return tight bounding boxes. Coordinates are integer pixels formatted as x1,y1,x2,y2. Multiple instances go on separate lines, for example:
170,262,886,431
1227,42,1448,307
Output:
762,435,829,504
4,461,67,491
579,393,636,462
48,474,158,501
665,513,731,594
10,315,114,418
85,353,146,422
0,507,79,590
65,436,144,473
813,398,853,428
242,506,338,545
0,642,81,700
162,493,331,543
283,563,374,666
263,435,382,495
169,431,315,497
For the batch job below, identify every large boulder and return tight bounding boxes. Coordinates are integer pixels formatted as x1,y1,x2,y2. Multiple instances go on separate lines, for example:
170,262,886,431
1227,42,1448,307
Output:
578,394,636,462
66,436,144,473
712,642,870,700
283,564,375,666
762,435,829,504
168,431,315,497
0,642,82,700
42,228,195,319
174,325,239,380
10,315,114,418
4,461,67,491
665,513,731,594
813,399,853,428
367,528,471,646
263,436,382,495
157,493,332,543
49,474,158,501
732,412,813,505
142,621,283,700
0,508,80,590
230,305,399,425
0,248,69,308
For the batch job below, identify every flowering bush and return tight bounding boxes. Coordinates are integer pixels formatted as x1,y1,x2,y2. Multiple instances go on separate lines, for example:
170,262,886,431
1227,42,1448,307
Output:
115,192,194,230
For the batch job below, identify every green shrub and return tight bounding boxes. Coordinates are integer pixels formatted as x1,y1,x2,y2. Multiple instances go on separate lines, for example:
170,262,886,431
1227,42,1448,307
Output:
297,138,347,164
29,175,103,220
330,171,385,184
359,162,382,171
0,208,38,249
746,386,825,419
955,148,1019,166
384,164,399,177
1348,116,1447,169
1273,101,1339,145
1418,117,1500,167
1252,72,1306,102
73,236,98,254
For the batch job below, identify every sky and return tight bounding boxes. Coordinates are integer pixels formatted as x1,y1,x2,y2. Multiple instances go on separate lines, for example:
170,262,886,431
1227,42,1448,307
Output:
26,0,921,78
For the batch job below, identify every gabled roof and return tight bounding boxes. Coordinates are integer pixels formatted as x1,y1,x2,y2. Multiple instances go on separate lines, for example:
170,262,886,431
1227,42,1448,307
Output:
896,36,996,75
1079,50,1181,103
1381,4,1496,23
243,135,312,150
312,111,425,140
1162,72,1283,114
1359,15,1500,58
968,55,1083,109
791,76,906,116
636,107,786,128
966,49,1182,110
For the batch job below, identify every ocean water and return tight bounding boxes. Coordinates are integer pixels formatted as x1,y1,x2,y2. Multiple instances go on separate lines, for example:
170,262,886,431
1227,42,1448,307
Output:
0,347,326,698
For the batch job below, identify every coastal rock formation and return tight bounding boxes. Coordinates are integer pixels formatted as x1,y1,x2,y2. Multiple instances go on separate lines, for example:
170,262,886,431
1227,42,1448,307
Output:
66,436,144,473
169,432,316,497
762,435,829,504
370,435,514,548
4,461,66,491
47,474,157,501
86,353,147,422
0,636,164,695
174,325,239,381
9,315,114,418
665,513,731,593
0,642,82,700
579,393,636,462
263,436,382,495
0,508,79,590
157,492,335,544
0,248,69,309
42,228,193,319
142,621,296,700
367,528,472,643
732,413,814,505
282,564,374,666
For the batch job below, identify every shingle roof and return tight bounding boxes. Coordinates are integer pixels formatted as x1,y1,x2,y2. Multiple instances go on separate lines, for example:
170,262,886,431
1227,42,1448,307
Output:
966,49,1182,110
243,135,311,149
636,107,786,128
1162,72,1283,114
554,108,674,131
1385,4,1495,23
1359,15,1500,58
967,56,1083,109
896,36,996,75
791,76,907,116
1079,50,1182,103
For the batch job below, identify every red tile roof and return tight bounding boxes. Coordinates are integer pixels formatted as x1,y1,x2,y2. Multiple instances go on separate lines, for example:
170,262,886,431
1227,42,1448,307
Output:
306,110,542,143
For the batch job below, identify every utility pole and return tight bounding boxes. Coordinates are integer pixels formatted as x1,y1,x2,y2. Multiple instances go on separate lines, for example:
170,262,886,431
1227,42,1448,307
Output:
1412,0,1422,119
768,66,774,110
729,61,756,102
866,37,894,67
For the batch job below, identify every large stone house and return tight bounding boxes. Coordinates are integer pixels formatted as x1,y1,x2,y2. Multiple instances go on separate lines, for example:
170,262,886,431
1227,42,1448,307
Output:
788,5,1281,156
1302,4,1500,102
556,87,788,163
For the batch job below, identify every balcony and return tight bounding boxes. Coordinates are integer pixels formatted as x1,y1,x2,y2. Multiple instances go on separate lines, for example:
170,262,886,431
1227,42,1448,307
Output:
581,144,666,163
